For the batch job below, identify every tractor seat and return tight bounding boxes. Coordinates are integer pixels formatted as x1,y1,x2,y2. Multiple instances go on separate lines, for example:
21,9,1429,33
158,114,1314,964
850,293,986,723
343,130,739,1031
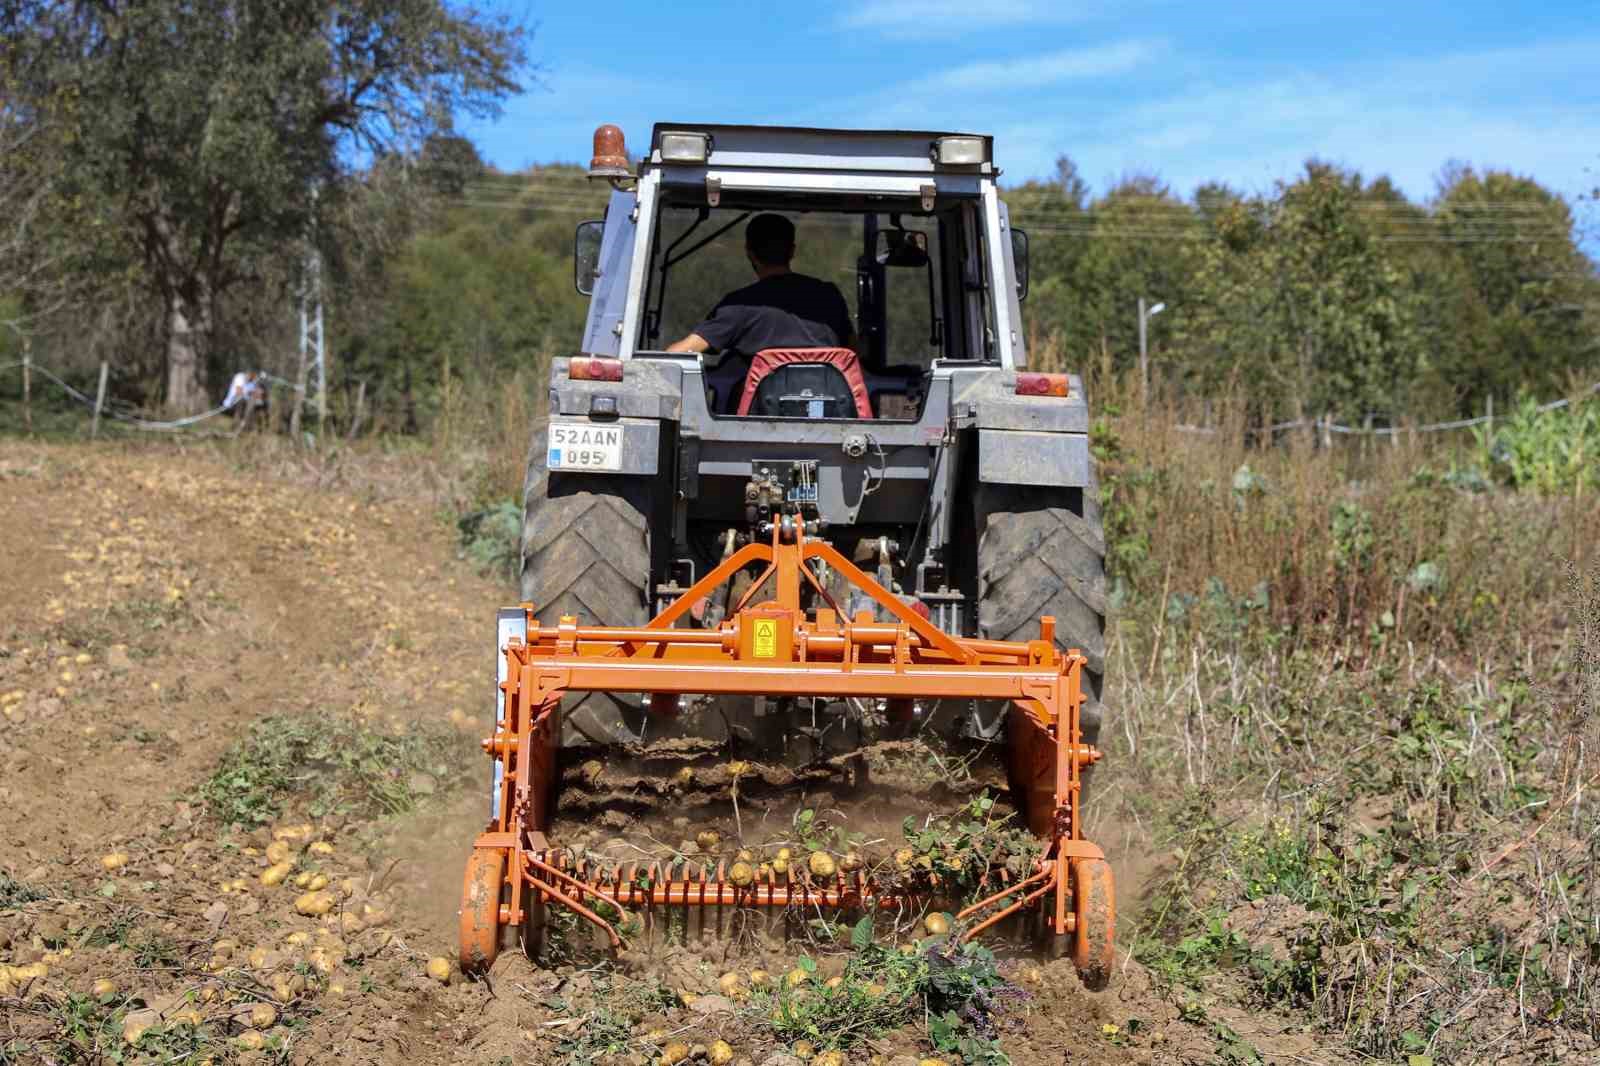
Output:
736,348,873,419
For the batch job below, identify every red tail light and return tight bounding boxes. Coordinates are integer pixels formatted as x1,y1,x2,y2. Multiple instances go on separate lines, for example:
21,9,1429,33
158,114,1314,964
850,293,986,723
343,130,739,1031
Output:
569,356,623,382
1015,372,1070,397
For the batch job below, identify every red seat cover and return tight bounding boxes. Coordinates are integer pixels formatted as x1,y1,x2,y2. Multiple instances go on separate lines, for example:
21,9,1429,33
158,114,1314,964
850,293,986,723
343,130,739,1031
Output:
736,348,873,419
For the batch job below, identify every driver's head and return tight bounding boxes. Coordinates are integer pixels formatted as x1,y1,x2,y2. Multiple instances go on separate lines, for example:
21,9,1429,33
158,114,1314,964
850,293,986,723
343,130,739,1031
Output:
745,213,795,272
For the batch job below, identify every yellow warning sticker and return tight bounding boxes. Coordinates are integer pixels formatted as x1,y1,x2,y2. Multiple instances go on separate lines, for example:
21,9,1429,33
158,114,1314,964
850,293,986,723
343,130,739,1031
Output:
752,618,778,659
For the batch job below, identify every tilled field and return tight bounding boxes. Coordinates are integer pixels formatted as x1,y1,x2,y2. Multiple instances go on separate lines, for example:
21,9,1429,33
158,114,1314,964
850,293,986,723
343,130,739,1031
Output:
0,441,1350,1065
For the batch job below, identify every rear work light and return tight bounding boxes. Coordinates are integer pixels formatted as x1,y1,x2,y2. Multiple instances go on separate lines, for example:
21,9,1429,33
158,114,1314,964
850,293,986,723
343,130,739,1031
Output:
1015,372,1070,397
659,130,711,163
569,356,623,382
932,135,986,166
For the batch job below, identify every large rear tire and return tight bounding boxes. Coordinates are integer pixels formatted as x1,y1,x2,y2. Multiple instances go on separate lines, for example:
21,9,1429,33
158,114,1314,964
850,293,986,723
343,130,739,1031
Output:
973,480,1107,755
521,425,652,746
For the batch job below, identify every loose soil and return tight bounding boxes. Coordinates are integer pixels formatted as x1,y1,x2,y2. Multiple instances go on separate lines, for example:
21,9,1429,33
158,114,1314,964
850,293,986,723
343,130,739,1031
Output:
0,440,1355,1064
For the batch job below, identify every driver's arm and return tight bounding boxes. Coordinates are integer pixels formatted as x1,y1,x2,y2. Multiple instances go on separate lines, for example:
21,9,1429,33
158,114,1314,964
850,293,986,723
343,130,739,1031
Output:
666,332,710,354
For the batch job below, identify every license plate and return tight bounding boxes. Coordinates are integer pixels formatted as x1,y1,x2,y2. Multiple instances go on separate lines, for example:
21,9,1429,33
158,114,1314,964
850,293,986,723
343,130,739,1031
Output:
548,423,623,471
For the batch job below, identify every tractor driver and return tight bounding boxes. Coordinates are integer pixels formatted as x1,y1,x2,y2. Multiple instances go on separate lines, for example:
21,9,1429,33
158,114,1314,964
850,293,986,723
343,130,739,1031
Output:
666,214,856,409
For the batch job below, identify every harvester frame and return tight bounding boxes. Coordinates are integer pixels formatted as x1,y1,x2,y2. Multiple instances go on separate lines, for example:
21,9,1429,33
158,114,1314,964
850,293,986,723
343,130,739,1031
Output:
462,518,1114,987
459,120,1117,989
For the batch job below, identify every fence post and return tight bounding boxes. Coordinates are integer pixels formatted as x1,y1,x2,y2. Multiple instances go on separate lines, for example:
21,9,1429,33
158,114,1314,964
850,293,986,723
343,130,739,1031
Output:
290,351,308,440
1486,394,1494,440
1362,413,1372,459
1321,411,1333,450
21,342,31,432
346,379,366,440
91,361,109,439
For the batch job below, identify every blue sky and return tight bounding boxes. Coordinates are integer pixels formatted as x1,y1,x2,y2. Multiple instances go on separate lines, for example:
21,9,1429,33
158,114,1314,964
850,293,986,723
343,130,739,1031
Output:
464,1,1599,207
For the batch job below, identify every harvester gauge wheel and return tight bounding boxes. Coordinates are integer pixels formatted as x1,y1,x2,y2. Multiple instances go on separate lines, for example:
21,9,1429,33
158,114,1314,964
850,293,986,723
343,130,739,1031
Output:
459,848,507,974
1070,856,1116,991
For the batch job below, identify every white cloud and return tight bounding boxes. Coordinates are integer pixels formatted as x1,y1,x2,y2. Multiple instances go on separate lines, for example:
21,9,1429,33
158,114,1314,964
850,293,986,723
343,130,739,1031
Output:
838,0,1100,36
908,40,1162,93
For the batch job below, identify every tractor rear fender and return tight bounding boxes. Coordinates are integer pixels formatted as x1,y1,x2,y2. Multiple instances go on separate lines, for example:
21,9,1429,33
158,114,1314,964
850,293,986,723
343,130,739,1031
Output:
953,369,1091,489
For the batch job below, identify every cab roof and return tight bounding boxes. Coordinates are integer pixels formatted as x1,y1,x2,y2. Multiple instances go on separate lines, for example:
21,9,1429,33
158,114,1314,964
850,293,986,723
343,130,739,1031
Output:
646,123,995,176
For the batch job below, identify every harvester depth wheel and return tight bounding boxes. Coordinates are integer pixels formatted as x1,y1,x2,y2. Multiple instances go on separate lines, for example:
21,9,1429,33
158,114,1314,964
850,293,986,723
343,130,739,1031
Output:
1071,856,1115,991
521,424,652,746
459,848,507,974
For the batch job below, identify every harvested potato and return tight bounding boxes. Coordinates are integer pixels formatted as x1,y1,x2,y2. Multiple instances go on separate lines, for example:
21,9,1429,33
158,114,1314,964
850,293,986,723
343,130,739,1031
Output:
793,1041,816,1062
265,841,292,864
822,975,844,991
709,1039,735,1065
308,840,335,856
294,890,336,916
696,829,722,853
426,957,452,984
292,871,313,888
285,931,309,946
306,873,329,892
893,847,915,869
717,971,746,998
814,1052,844,1066
918,1060,949,1066
748,968,771,987
784,967,808,988
122,1019,152,1045
237,1030,267,1050
260,862,294,887
735,848,755,863
172,1007,203,1027
729,861,754,887
326,980,349,998
807,851,836,878
775,846,792,863
100,852,128,872
923,912,951,936
271,973,306,1002
92,978,118,998
660,1040,691,1066
838,851,863,873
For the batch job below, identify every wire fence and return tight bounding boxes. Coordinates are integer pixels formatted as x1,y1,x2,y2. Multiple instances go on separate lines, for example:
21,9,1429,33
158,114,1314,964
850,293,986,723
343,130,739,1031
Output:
5,357,1598,441
1171,379,1600,438
1,359,233,431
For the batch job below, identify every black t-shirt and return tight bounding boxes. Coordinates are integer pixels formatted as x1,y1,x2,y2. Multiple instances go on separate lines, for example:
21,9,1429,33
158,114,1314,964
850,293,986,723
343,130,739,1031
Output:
691,273,853,354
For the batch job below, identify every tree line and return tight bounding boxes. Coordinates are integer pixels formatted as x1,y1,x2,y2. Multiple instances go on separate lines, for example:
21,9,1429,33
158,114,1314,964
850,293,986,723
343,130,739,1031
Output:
2,3,1595,430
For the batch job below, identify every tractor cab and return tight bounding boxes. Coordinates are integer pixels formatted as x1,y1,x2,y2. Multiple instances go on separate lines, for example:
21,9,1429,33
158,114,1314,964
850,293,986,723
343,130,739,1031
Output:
574,124,1031,423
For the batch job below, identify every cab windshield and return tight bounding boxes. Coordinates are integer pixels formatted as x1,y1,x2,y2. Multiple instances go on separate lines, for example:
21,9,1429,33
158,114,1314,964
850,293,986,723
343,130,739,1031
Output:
639,201,992,372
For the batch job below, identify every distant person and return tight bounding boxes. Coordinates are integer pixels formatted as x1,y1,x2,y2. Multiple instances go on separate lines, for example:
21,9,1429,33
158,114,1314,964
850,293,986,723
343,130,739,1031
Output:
667,214,855,410
223,369,266,431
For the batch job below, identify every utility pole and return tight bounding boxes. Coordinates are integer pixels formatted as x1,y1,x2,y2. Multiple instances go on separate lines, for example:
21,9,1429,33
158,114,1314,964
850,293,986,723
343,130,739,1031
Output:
297,187,325,442
1138,298,1165,405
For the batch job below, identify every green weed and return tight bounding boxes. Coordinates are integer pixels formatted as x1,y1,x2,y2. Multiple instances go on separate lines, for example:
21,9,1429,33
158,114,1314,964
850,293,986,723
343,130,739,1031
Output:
198,713,469,826
0,871,49,909
750,918,1020,1061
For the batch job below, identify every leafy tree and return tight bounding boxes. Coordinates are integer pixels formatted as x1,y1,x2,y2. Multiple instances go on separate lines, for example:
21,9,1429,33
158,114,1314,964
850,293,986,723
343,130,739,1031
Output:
5,0,525,412
1182,162,1422,424
1429,166,1593,409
